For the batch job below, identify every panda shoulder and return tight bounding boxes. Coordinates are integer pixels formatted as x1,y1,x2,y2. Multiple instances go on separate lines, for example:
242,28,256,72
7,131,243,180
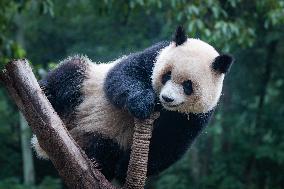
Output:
40,55,91,118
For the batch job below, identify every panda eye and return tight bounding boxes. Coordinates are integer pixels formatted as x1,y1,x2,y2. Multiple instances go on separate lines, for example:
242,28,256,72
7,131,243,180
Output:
182,80,193,95
162,71,171,85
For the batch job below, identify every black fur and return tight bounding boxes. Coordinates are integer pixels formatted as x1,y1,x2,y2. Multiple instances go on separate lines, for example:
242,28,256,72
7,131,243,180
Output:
93,110,212,183
104,41,170,119
85,134,123,181
173,26,187,46
40,57,87,119
212,54,234,74
147,110,212,175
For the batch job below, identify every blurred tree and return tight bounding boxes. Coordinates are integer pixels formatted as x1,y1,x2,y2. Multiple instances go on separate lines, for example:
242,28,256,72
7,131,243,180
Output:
0,0,59,188
15,8,36,186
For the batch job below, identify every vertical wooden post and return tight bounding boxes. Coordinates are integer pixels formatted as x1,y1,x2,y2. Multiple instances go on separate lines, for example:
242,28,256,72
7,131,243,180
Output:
124,113,159,189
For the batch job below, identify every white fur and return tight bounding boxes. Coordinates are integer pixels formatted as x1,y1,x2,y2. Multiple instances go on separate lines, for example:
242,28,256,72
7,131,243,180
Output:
31,135,49,160
152,38,224,113
71,60,134,150
160,80,185,108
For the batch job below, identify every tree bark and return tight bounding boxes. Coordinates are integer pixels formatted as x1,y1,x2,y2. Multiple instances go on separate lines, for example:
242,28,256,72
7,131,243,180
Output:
0,59,155,189
124,113,159,189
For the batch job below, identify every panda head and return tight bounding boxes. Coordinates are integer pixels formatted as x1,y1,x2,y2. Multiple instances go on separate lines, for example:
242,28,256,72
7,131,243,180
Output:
152,26,234,114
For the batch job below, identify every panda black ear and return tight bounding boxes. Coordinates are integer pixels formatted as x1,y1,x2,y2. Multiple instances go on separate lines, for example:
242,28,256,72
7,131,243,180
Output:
212,54,234,74
173,26,187,46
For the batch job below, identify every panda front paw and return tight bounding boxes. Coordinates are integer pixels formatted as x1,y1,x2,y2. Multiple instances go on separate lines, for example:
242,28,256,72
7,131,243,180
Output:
127,89,155,119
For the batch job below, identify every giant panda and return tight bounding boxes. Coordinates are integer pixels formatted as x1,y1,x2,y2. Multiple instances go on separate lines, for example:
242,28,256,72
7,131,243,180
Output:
32,26,234,182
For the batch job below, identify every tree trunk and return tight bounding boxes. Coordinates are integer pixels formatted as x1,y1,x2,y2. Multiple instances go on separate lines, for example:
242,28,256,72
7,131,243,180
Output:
189,144,200,188
245,40,278,188
20,113,35,185
254,40,278,128
15,11,36,186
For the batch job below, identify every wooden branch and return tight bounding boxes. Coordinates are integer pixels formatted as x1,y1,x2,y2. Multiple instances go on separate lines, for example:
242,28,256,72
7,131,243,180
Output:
0,59,116,189
124,113,159,189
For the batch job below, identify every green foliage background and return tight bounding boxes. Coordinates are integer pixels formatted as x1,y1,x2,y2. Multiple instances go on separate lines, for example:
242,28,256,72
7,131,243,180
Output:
0,0,283,188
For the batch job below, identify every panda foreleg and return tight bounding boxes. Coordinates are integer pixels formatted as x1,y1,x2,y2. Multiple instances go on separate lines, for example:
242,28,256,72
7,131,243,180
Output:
105,65,156,119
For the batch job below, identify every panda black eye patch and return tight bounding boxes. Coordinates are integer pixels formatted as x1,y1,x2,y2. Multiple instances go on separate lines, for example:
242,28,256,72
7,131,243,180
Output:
182,80,193,95
161,71,171,84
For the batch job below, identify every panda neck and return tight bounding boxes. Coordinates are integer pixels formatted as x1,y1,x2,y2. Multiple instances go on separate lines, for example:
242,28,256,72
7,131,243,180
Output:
150,109,214,153
158,109,213,135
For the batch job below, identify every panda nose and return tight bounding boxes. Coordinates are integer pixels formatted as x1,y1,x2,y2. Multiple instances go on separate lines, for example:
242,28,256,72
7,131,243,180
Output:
162,95,174,103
